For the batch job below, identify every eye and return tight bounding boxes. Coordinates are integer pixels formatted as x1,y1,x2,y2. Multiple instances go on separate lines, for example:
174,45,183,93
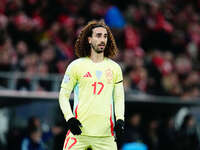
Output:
96,33,101,38
104,34,108,38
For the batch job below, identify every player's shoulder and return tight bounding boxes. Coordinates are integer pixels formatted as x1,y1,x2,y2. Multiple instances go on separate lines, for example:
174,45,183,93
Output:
69,57,87,66
106,58,122,70
66,58,87,72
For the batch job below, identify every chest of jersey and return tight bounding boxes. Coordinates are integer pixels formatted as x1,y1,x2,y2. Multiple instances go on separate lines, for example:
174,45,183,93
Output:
78,66,114,82
76,64,114,95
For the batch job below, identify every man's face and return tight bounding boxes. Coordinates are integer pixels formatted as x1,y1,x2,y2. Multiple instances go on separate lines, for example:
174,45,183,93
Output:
88,27,108,53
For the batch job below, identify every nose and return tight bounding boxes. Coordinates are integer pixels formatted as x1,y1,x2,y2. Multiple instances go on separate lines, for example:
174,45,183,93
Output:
100,37,106,44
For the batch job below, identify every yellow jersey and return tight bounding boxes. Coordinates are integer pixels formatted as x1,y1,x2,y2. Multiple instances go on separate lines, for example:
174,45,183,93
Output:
59,57,124,136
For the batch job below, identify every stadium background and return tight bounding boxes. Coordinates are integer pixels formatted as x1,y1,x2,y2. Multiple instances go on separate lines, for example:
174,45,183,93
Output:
0,0,200,150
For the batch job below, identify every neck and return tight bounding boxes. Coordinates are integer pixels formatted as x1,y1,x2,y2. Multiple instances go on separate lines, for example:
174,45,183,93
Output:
90,48,104,63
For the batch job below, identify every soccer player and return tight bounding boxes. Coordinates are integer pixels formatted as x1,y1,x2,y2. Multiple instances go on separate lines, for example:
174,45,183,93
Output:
59,20,125,150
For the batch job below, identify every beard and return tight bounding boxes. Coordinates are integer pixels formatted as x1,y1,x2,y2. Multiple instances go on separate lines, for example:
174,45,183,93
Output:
91,43,105,53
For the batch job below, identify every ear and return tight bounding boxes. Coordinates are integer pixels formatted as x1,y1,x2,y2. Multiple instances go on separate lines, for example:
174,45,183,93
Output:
88,37,91,44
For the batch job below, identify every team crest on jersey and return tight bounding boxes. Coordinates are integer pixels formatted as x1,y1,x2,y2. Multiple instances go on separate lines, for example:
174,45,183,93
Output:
96,70,102,80
63,74,70,83
105,68,113,84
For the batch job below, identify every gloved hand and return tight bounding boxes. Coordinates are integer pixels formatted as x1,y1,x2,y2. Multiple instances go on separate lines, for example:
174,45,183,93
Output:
67,117,82,135
114,119,124,141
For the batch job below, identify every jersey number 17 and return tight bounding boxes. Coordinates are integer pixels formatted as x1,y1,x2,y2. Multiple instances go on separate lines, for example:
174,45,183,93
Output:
92,82,104,95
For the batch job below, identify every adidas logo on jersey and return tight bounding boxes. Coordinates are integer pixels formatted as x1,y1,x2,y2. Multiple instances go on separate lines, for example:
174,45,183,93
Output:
83,72,92,78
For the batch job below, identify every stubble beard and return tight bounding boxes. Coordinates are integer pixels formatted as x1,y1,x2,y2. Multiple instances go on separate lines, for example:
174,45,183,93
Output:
91,44,104,54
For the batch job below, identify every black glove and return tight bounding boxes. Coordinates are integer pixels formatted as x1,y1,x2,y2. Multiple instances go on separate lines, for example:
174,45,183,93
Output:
114,119,124,140
67,117,82,135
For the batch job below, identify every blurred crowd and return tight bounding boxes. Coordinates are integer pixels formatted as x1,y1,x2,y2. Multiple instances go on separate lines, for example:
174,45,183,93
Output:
121,112,200,150
3,116,66,150
0,0,200,98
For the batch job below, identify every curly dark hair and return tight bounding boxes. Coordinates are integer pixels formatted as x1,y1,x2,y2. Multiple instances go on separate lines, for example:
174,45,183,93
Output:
75,20,118,58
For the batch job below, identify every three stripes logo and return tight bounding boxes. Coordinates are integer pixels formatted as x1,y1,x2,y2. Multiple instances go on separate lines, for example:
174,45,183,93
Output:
83,72,92,78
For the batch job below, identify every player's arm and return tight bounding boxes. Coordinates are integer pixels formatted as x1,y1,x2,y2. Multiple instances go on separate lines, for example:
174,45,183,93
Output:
59,62,77,121
59,88,74,121
113,65,125,138
59,62,82,135
114,65,125,121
